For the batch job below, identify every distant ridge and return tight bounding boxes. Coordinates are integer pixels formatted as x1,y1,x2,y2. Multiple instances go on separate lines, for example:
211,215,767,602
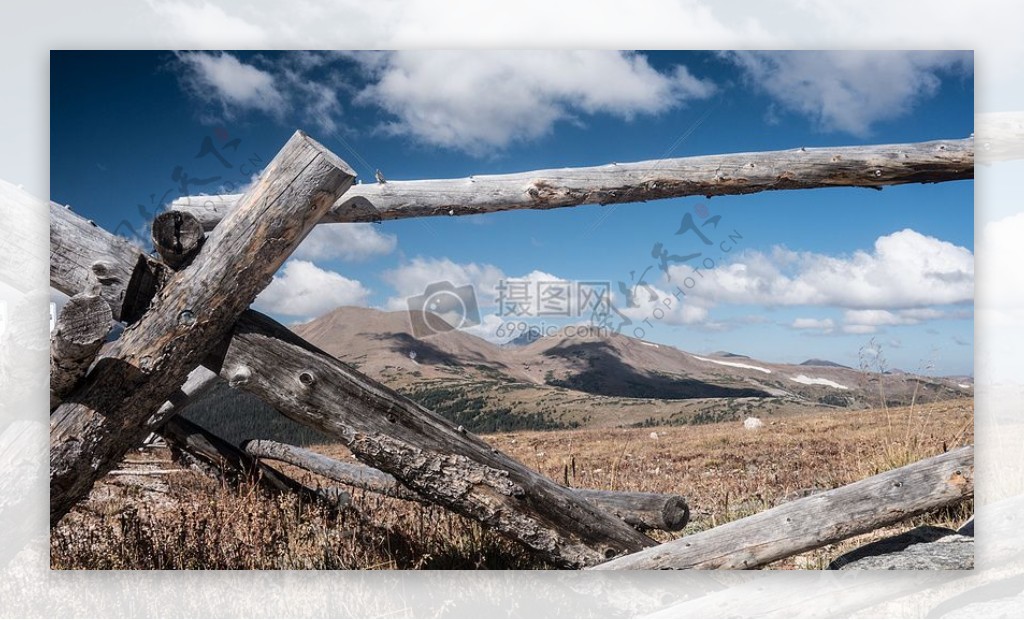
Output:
710,351,750,359
800,358,851,369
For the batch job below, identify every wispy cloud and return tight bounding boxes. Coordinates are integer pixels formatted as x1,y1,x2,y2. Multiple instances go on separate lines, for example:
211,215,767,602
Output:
791,317,835,333
723,51,972,136
175,51,286,118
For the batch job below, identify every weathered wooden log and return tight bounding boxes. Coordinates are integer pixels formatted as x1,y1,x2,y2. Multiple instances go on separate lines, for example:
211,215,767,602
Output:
574,489,689,533
243,438,423,501
171,137,974,229
50,200,166,324
151,210,205,269
49,293,111,410
49,131,356,525
215,311,656,566
244,439,689,532
591,446,973,570
160,416,349,509
49,199,659,566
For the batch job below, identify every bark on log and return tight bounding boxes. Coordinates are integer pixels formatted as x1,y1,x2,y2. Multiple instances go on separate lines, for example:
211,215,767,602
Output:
215,311,656,567
48,168,652,567
50,131,356,525
244,439,689,532
171,137,974,229
49,293,111,410
591,446,974,570
151,211,205,269
160,416,348,509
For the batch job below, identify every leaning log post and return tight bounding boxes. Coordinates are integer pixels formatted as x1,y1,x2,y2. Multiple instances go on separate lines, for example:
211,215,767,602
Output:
49,131,356,524
49,293,111,410
244,439,689,532
171,137,974,229
590,446,974,570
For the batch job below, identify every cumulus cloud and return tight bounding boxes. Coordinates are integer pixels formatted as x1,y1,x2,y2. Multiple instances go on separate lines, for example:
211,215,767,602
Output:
381,257,506,311
293,223,397,262
254,259,370,319
176,51,286,118
676,229,973,310
724,51,971,136
351,50,715,153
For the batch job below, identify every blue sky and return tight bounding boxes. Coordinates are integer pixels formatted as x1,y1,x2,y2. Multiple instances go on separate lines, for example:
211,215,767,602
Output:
50,50,974,375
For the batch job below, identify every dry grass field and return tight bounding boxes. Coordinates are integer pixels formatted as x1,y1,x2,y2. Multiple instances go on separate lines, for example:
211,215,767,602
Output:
51,398,973,570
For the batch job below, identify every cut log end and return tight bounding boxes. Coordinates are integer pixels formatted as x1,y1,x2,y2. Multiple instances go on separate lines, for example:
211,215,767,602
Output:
151,211,205,269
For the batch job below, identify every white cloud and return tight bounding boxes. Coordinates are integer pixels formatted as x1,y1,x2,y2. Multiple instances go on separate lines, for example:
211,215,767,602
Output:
294,223,397,262
351,50,715,153
254,259,369,319
724,51,971,136
176,51,286,118
617,282,712,326
841,308,951,334
791,317,835,333
381,257,506,311
679,229,973,310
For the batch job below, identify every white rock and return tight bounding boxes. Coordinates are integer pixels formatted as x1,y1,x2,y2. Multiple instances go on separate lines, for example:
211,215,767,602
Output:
744,416,764,430
649,431,659,440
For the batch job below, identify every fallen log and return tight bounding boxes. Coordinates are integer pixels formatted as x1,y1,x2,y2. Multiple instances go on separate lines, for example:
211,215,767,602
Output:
160,416,349,509
591,446,973,570
49,293,111,410
243,438,422,502
243,439,689,532
574,489,689,533
50,131,356,524
49,193,657,567
171,137,974,229
216,311,656,566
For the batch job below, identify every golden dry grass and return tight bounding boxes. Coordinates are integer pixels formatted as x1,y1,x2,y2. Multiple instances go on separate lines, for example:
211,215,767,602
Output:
51,398,973,570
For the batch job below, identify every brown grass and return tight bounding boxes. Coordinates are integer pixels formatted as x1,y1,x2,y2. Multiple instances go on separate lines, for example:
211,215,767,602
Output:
51,398,973,570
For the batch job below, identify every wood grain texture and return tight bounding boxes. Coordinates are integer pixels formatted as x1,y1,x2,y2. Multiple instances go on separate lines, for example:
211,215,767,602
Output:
49,293,111,410
171,137,974,229
218,311,657,567
591,446,973,570
49,131,356,525
245,439,688,532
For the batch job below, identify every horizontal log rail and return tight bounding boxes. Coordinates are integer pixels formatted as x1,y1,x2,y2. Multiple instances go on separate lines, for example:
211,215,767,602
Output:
590,446,973,570
172,137,974,228
244,439,689,532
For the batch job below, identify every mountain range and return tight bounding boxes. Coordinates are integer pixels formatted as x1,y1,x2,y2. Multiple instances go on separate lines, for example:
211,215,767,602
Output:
283,306,972,432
